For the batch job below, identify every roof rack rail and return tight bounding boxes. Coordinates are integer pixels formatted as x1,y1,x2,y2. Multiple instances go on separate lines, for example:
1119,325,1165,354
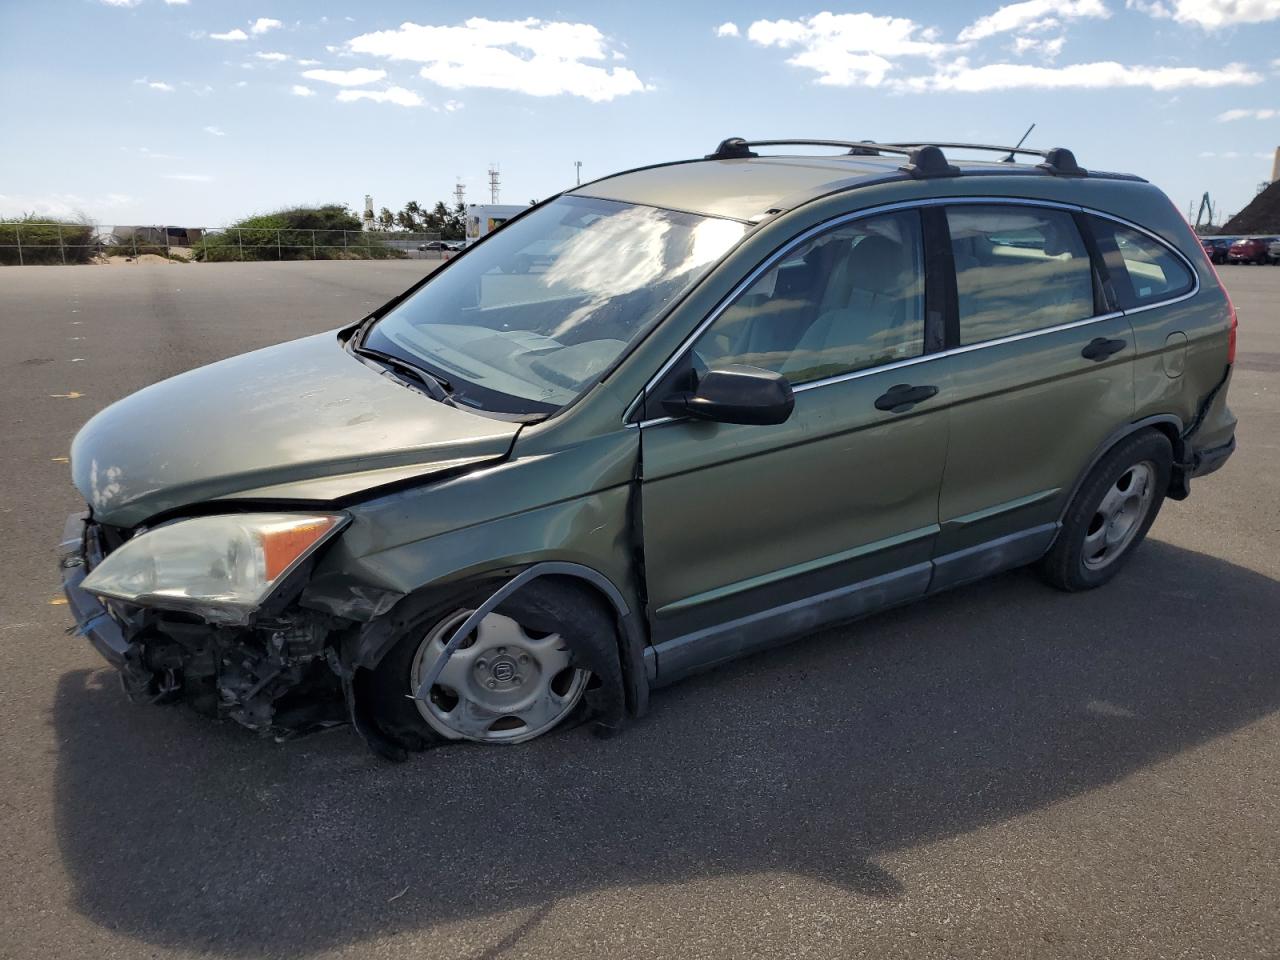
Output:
705,137,1086,178
705,138,960,179
885,142,1087,177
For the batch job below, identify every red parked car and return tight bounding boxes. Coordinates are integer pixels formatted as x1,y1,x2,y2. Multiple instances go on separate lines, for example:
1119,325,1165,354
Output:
1228,236,1275,265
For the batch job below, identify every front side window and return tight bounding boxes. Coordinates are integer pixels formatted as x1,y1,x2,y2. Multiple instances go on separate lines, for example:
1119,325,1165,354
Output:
365,196,745,415
692,210,925,385
947,206,1095,345
1087,216,1195,308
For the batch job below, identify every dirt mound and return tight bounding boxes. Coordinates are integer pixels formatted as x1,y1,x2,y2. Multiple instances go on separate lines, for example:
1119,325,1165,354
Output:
1222,180,1280,234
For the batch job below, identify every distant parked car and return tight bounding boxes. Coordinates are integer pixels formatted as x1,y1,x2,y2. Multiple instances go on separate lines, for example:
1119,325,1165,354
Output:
1200,237,1230,265
1268,238,1280,264
1228,236,1272,265
416,240,450,252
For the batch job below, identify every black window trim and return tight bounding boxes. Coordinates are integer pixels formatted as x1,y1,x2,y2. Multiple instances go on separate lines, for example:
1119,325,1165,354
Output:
626,196,1200,427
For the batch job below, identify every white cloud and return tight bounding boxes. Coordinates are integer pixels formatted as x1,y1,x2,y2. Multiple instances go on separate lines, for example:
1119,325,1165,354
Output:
1127,0,1280,26
255,51,290,62
100,0,142,7
1217,106,1278,120
0,191,131,218
902,58,1260,91
744,12,950,87
1014,34,1067,57
235,80,249,87
715,22,740,37
336,86,424,107
443,99,463,111
203,125,227,136
959,0,1108,41
144,80,174,92
163,0,190,5
296,58,321,66
346,18,649,102
164,174,214,182
249,17,282,35
211,28,248,41
301,67,386,86
290,84,315,97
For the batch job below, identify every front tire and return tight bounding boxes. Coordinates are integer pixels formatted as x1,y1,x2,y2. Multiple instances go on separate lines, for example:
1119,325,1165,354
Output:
1039,430,1171,592
357,579,625,752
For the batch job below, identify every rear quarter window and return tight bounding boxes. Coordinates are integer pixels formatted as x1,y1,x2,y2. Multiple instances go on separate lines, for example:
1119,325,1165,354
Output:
1087,216,1195,309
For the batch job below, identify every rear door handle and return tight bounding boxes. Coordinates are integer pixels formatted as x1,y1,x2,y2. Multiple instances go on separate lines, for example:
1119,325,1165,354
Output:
1081,337,1127,362
874,383,938,413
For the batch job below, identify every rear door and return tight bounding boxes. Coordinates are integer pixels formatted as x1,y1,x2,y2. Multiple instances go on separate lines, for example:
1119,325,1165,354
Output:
930,202,1136,590
637,209,951,680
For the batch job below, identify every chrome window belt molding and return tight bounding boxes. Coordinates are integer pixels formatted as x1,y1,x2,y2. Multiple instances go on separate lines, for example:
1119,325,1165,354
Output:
623,195,1202,428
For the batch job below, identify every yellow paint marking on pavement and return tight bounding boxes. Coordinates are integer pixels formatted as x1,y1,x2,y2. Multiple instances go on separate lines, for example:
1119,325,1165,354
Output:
49,597,68,606
50,456,69,463
49,392,82,399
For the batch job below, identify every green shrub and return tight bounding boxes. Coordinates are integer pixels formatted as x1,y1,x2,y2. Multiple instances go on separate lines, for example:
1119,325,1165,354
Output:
192,204,404,262
0,215,96,265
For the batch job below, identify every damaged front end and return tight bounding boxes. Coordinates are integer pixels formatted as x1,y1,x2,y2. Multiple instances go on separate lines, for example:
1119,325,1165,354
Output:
60,511,354,739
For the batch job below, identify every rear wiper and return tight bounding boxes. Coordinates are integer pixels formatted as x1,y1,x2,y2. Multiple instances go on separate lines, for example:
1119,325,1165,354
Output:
353,344,456,406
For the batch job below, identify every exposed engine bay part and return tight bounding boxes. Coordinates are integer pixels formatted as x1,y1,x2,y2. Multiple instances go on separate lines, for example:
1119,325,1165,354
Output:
118,610,348,738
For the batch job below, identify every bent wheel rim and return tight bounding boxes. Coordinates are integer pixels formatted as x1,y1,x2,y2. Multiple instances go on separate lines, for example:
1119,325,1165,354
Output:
1082,460,1156,571
410,609,589,744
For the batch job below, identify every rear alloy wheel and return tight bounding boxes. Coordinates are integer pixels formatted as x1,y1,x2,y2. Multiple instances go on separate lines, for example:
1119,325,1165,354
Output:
1039,430,1171,591
410,610,589,744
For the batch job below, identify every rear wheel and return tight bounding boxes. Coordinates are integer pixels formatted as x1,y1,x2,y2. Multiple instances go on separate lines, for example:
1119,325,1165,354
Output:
1038,430,1171,592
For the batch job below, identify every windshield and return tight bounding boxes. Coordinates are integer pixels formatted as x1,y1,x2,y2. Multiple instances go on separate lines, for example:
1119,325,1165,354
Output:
363,196,746,415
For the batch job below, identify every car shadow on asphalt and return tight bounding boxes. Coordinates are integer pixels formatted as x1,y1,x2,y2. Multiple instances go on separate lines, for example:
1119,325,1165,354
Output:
52,539,1280,958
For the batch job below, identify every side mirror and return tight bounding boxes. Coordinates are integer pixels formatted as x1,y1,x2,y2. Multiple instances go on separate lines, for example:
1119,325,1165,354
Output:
663,364,795,426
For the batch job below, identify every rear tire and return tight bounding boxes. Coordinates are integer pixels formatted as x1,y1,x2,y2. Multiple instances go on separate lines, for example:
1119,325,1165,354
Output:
1038,430,1171,592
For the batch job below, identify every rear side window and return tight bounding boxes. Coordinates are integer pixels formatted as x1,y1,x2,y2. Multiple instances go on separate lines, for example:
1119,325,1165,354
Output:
1087,216,1195,309
946,206,1095,345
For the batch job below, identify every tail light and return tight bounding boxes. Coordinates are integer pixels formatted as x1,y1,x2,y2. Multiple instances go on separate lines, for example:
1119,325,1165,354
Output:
1227,294,1238,364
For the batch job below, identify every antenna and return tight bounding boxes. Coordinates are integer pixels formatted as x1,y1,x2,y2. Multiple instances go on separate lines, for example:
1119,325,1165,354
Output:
574,160,582,186
488,164,500,204
1002,123,1036,163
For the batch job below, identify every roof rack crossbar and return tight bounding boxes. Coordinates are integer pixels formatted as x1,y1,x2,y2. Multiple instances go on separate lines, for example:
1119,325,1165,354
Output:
706,138,961,179
885,142,1087,177
705,137,1086,178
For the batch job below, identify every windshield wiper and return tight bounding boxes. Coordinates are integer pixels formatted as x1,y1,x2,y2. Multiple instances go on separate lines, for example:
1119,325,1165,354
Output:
352,343,456,406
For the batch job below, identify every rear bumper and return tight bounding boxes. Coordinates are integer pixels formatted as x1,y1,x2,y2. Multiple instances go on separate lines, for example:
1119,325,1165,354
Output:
1191,435,1235,479
59,512,132,667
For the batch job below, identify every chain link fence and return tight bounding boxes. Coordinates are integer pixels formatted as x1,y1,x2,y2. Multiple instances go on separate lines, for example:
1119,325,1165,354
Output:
0,223,453,266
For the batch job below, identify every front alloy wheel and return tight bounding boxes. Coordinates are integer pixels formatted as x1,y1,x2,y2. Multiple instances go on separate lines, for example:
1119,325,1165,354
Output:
410,610,590,744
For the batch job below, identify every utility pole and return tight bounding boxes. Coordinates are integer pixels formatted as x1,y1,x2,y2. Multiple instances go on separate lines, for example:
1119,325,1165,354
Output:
488,165,500,204
454,178,465,208
575,160,582,186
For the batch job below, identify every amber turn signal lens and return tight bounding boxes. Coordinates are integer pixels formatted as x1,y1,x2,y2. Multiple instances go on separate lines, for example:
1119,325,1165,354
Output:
259,516,344,582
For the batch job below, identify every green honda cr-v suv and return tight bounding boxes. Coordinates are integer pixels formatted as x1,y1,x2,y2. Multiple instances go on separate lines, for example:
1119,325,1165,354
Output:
60,138,1238,758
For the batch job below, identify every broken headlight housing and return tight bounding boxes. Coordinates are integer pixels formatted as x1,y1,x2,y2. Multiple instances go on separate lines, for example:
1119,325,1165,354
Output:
81,513,347,624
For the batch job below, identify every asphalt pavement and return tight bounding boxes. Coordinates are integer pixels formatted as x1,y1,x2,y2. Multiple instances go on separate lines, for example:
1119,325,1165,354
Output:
1,259,1277,960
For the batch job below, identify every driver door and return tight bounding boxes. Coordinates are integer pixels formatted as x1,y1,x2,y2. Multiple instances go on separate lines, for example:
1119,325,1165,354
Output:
638,209,951,681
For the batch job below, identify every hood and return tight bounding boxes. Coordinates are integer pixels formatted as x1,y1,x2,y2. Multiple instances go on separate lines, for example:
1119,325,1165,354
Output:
72,332,520,526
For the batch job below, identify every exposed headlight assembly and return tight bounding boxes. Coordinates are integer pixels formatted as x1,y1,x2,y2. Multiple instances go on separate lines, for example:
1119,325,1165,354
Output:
81,513,347,624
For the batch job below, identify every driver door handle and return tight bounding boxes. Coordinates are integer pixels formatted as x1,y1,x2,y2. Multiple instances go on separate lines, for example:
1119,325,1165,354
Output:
1081,337,1127,362
874,383,938,413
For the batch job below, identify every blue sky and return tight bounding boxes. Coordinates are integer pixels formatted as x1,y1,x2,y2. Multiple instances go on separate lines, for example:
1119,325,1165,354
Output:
1,0,1278,226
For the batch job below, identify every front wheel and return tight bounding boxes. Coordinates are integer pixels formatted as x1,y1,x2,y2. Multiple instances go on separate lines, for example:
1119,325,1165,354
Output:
357,579,626,753
1038,430,1171,592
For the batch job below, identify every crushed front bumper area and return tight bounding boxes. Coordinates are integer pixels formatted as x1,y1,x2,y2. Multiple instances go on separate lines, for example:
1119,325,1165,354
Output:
59,513,131,666
58,512,348,738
